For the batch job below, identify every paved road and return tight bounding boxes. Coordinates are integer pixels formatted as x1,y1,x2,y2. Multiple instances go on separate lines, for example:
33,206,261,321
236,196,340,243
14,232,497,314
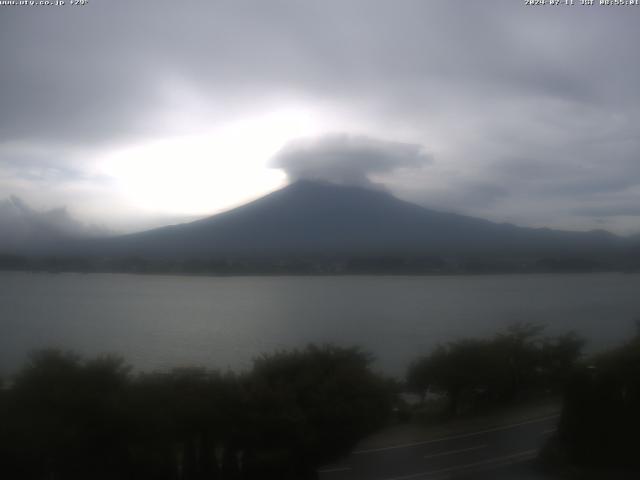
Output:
318,414,559,480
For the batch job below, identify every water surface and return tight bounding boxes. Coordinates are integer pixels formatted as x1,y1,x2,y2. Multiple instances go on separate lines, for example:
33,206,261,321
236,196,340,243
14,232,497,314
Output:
1,272,639,376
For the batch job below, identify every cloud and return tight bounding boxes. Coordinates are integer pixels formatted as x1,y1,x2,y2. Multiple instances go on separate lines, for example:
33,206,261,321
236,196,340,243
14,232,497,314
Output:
0,195,110,254
0,195,108,236
573,204,640,218
2,1,640,232
271,134,430,188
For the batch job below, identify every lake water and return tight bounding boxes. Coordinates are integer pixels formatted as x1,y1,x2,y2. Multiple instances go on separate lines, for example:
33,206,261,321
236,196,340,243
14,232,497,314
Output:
1,271,639,377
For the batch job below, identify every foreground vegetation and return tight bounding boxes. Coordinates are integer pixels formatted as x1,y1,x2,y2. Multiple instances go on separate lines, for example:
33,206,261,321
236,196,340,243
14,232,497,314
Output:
0,345,393,480
407,323,640,474
1,324,638,478
545,329,640,475
407,323,583,416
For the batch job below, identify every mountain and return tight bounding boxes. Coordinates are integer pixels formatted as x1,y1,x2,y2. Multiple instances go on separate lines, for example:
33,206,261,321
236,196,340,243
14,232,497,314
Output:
84,181,622,260
0,196,107,255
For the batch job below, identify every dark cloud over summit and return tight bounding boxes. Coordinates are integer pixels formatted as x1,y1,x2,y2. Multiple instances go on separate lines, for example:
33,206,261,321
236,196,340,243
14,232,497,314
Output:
272,135,430,188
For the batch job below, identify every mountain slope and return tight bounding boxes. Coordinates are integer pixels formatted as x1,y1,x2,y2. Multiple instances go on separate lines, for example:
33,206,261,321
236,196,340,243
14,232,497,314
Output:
87,181,621,259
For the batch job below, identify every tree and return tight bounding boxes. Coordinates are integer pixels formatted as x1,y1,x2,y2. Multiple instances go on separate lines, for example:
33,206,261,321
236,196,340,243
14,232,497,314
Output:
558,330,640,469
1,345,393,480
243,344,393,479
407,323,584,416
408,338,506,415
5,350,131,479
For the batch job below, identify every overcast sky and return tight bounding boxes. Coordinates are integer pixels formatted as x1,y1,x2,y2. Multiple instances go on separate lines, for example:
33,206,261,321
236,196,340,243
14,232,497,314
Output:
1,0,640,234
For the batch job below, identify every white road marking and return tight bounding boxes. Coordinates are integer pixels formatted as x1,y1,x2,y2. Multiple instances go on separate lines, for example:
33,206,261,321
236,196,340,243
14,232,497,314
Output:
318,466,352,474
541,428,557,435
423,444,487,460
381,449,538,480
353,414,559,454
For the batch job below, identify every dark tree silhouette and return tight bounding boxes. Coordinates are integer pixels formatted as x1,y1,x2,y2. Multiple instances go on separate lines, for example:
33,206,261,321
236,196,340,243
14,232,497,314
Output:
556,329,640,471
242,345,393,479
407,324,584,416
3,350,131,479
0,345,393,480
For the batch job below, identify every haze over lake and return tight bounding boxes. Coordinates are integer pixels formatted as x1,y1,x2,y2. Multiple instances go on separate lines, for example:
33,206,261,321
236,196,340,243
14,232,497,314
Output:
2,271,639,377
